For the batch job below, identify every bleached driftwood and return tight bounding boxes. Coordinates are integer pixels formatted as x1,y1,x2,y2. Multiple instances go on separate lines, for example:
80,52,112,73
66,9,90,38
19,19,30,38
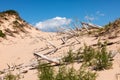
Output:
44,48,58,55
61,37,66,44
34,53,60,64
81,22,101,29
81,22,89,32
0,59,39,80
74,37,81,44
46,41,57,49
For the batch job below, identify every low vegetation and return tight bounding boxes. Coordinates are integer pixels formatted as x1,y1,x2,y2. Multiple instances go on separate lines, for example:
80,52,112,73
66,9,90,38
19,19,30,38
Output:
37,41,113,80
97,18,120,38
13,20,25,33
38,63,54,80
0,30,5,38
4,72,20,80
62,50,75,63
0,10,19,17
94,42,113,70
38,62,97,80
63,41,113,70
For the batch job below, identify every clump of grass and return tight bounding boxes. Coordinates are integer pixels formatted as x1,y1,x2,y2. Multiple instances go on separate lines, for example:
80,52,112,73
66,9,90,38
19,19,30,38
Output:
55,66,78,80
62,50,75,63
0,30,5,38
62,41,113,70
78,64,97,80
13,20,26,33
94,42,113,70
4,72,19,80
38,63,54,80
38,62,97,80
55,66,67,80
80,45,96,66
0,10,19,16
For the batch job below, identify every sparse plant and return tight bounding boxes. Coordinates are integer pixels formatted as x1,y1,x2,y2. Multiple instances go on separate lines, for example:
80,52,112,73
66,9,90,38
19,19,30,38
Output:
78,64,97,80
38,62,54,80
13,20,25,33
4,72,19,80
55,66,67,80
81,45,96,66
38,62,97,80
0,30,5,38
66,66,78,80
62,50,75,63
4,28,15,37
62,41,113,70
94,42,113,70
2,10,19,16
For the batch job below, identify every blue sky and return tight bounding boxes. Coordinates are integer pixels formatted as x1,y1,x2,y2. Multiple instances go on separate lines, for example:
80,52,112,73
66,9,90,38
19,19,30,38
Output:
0,0,120,31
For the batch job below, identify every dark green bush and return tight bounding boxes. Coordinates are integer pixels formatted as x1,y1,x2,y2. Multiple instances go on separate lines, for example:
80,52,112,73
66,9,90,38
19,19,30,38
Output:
0,30,5,38
62,50,75,63
4,73,18,80
95,43,113,70
81,45,96,66
38,63,54,80
78,65,97,80
2,10,19,16
62,41,113,70
55,66,67,80
38,62,97,80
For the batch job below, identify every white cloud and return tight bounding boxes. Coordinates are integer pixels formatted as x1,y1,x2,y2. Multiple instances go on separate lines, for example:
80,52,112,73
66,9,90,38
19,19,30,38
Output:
35,17,72,32
96,11,105,16
84,15,95,21
84,11,105,22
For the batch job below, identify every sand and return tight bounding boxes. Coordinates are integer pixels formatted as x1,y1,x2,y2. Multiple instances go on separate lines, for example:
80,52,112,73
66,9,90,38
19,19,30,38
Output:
0,27,120,80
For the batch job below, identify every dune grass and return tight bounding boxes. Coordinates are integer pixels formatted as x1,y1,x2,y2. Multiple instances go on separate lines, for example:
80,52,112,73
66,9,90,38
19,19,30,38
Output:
38,62,97,80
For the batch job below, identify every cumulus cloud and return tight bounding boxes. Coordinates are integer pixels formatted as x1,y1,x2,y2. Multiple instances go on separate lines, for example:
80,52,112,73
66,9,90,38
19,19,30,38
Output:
84,15,95,21
35,17,72,32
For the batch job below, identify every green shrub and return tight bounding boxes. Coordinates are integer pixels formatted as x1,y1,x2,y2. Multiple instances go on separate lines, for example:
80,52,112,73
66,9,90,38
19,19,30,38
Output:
55,66,67,80
62,41,113,70
0,30,5,38
66,66,78,80
62,50,75,63
38,62,97,80
38,63,54,80
55,66,78,80
81,45,96,66
78,70,97,80
2,10,19,16
78,65,97,80
95,43,113,70
4,73,18,80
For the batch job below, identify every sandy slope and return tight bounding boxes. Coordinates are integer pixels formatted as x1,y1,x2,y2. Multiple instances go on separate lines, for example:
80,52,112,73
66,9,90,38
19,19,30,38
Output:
0,28,120,80
0,27,57,79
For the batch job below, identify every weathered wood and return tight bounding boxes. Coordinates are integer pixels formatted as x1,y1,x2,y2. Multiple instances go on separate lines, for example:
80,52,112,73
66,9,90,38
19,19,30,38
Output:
34,53,60,64
61,38,66,44
81,22,89,32
46,41,57,48
92,41,120,47
0,59,39,79
44,48,58,55
74,37,81,44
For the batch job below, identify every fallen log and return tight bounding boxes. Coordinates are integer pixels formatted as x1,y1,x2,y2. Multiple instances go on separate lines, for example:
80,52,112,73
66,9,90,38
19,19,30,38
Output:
33,53,60,64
